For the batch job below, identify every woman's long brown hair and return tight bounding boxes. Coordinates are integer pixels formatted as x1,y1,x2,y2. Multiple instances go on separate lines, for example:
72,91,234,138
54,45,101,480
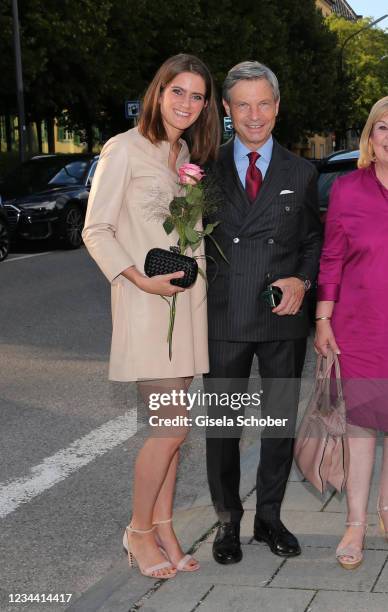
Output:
138,54,220,164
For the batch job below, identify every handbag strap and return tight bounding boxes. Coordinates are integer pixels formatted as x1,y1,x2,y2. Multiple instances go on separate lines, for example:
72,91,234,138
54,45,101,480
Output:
316,350,343,402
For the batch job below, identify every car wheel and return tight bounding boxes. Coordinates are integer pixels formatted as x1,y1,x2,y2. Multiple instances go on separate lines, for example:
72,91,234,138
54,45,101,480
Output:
0,218,10,261
59,203,84,249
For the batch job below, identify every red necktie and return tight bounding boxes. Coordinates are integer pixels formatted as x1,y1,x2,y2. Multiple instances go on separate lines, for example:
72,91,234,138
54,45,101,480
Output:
245,151,262,202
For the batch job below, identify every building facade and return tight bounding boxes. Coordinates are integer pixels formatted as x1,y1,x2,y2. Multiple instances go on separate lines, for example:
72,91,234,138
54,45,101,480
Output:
316,0,358,20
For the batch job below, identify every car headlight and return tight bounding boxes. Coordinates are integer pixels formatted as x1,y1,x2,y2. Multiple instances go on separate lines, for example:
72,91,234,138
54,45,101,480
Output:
20,200,56,211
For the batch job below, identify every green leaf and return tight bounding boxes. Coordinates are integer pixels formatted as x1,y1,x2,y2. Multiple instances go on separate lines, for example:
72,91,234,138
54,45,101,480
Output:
189,205,202,225
203,221,220,235
185,185,203,206
185,226,200,243
190,240,202,253
169,197,185,215
163,217,175,235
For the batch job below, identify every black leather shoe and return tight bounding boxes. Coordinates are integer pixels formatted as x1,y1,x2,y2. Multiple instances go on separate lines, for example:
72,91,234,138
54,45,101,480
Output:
253,517,301,557
212,522,242,564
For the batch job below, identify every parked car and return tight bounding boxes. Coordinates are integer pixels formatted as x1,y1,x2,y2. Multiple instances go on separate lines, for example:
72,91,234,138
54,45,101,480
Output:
305,149,359,323
0,198,10,261
0,154,99,248
317,149,359,221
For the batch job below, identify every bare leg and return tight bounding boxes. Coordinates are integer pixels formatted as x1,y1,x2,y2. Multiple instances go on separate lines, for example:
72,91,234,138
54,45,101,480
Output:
151,377,199,569
337,423,377,562
377,433,388,533
152,376,192,521
128,377,193,576
152,449,179,522
128,436,184,577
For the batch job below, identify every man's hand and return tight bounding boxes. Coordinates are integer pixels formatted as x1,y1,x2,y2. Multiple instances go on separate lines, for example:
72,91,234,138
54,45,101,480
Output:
271,277,305,316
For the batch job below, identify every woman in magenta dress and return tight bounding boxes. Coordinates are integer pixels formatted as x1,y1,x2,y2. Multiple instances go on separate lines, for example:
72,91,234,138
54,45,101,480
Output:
315,96,388,569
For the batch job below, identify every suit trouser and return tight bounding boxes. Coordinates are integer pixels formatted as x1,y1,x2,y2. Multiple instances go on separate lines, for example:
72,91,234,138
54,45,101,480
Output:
204,338,307,523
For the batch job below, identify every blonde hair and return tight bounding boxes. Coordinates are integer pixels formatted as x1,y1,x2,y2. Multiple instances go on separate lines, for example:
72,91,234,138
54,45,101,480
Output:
358,96,388,169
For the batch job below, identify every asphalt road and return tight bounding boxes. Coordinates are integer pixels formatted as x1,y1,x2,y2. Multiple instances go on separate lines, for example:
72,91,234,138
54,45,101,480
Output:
0,243,218,612
0,241,316,612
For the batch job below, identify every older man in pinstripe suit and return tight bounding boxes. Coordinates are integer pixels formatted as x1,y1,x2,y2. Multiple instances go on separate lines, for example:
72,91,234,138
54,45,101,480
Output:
204,61,322,564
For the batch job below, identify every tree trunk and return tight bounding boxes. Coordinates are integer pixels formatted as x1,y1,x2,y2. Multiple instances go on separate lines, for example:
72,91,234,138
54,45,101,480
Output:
47,117,55,153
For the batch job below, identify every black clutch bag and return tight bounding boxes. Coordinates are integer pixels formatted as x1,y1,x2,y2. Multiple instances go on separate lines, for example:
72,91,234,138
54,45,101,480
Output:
144,247,198,288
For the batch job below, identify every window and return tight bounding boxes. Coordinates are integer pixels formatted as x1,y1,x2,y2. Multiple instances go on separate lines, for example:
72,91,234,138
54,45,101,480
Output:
318,164,357,210
86,161,98,185
48,161,89,185
57,127,74,142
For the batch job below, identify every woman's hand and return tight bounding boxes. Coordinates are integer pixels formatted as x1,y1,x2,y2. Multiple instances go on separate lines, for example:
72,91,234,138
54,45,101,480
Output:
135,271,186,296
314,320,340,356
121,266,186,296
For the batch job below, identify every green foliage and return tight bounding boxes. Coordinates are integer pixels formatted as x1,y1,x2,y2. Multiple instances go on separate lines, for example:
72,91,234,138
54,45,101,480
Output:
327,15,388,132
162,217,174,235
185,225,200,243
1,0,343,145
193,0,340,143
203,222,220,235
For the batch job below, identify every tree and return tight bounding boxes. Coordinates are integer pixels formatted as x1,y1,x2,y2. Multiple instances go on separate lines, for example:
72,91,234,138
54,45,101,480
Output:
327,15,388,138
0,0,342,153
0,0,115,152
101,0,340,147
194,0,340,146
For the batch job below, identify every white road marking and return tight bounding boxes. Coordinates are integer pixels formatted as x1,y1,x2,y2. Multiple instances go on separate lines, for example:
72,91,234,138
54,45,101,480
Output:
4,252,52,262
0,410,138,519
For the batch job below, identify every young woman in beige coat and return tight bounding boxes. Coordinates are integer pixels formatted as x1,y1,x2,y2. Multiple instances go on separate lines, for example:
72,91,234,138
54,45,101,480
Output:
82,54,220,579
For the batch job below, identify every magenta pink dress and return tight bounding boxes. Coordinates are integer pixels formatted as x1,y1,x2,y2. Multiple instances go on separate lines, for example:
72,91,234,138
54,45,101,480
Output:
317,164,388,431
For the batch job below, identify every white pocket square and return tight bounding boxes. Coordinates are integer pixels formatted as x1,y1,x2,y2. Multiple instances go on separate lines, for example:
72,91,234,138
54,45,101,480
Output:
280,189,294,195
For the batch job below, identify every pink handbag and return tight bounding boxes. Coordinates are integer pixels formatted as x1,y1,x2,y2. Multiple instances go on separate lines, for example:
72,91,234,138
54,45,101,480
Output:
294,350,349,494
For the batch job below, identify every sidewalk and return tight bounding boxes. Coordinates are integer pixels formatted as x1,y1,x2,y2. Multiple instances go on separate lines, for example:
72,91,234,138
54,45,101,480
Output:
68,340,388,612
68,437,388,612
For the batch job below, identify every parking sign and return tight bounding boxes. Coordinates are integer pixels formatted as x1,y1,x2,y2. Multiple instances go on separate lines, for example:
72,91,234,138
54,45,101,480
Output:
125,100,140,119
223,117,233,133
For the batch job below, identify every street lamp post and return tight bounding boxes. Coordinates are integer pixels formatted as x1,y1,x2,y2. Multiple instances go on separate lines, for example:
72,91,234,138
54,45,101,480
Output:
11,0,27,162
337,14,388,150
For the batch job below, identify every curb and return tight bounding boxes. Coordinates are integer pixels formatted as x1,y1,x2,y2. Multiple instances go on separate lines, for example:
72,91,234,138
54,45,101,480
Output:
67,439,260,612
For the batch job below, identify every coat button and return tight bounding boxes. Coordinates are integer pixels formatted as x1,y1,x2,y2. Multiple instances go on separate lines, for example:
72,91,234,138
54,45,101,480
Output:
267,238,274,245
233,237,240,243
285,206,291,212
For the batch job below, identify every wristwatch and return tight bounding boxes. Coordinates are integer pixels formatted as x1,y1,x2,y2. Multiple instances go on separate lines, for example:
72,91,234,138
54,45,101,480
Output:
294,274,311,291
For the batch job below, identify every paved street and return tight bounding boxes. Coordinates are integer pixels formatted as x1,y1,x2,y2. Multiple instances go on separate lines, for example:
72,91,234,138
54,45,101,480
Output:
2,243,387,612
0,244,214,611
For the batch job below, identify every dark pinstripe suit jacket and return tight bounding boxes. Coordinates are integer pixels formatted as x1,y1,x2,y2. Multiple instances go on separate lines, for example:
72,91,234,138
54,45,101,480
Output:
205,137,322,342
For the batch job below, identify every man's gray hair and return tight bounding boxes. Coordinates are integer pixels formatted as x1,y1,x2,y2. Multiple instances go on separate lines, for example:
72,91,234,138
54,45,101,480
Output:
223,61,280,103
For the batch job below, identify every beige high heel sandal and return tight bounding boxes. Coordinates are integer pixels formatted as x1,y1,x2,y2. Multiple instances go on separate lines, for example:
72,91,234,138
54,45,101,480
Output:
152,518,200,572
336,521,367,570
123,524,177,579
377,499,388,541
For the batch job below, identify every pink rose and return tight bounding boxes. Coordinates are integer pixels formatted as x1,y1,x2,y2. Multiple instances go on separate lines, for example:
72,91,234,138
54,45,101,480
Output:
178,163,205,185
